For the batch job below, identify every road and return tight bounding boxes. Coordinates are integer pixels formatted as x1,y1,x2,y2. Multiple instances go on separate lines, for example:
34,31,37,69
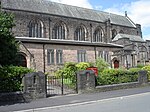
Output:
21,92,150,112
1,86,150,112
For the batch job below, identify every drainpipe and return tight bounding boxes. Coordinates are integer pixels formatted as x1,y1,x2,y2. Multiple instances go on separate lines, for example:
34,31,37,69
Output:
43,44,46,73
94,46,97,60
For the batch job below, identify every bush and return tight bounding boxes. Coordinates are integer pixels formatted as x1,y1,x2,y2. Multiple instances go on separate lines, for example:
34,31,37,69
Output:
97,68,139,85
95,58,110,75
142,65,150,81
55,62,77,84
55,62,92,86
137,64,145,68
0,66,34,92
76,62,91,70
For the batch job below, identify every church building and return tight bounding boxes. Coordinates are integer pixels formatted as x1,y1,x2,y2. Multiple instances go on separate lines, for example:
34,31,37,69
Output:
1,0,149,73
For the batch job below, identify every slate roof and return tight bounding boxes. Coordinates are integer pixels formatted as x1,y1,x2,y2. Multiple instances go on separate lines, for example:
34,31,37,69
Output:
2,0,135,27
112,34,144,42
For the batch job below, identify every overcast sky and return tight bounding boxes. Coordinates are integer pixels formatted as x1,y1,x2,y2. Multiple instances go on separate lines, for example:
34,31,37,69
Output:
49,0,150,40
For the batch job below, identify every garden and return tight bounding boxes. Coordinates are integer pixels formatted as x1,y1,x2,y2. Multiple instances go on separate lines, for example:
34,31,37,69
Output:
55,58,150,87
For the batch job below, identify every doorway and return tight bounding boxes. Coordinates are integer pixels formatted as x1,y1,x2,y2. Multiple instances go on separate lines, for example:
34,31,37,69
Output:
114,60,119,68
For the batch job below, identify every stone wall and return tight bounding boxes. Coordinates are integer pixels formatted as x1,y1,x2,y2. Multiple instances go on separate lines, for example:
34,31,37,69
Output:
77,70,150,93
11,10,139,42
20,42,117,73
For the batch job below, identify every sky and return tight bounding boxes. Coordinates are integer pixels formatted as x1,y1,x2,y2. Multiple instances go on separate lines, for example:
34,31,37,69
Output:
49,0,150,40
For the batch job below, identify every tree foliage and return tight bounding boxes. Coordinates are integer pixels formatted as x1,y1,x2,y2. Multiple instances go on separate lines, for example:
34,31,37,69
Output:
0,11,18,66
142,65,150,81
95,57,110,74
0,66,34,92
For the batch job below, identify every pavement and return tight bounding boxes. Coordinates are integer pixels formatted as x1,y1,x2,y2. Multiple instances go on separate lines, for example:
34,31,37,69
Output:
1,86,150,112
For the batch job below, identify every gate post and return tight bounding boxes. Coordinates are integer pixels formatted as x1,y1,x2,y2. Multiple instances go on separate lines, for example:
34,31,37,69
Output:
77,70,95,94
22,71,46,101
138,70,148,84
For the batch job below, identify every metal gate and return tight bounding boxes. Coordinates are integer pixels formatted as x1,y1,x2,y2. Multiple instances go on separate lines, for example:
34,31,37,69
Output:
46,73,77,97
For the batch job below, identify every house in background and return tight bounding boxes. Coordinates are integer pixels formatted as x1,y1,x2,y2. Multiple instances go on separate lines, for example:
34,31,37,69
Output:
1,0,149,72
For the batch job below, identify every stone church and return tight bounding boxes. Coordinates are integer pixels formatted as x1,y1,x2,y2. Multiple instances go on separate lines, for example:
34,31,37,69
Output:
1,0,150,73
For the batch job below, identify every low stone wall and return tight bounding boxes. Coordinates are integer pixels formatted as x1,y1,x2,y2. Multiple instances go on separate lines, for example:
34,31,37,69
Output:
95,82,150,92
0,92,26,104
0,71,46,104
77,70,150,94
0,91,47,104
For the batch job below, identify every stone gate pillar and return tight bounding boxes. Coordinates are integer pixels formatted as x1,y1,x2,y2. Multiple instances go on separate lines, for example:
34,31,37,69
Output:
77,70,95,93
22,71,46,101
138,70,148,84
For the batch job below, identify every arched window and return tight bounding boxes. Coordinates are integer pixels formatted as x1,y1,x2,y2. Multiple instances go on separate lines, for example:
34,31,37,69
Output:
29,20,44,38
93,27,104,42
74,25,87,41
52,22,67,39
112,29,117,39
17,53,27,67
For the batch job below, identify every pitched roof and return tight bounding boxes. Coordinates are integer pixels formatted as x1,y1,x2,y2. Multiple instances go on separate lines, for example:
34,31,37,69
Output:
112,34,144,42
2,0,135,27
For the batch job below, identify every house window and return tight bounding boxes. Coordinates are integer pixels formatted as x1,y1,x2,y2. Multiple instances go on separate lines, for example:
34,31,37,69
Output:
74,25,87,41
112,29,117,40
104,51,109,62
47,49,54,65
93,27,104,42
56,50,63,64
29,20,44,38
98,51,103,58
77,50,86,62
52,22,67,39
98,51,109,62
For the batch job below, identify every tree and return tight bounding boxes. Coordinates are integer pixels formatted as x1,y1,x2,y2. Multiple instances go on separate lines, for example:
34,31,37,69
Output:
0,10,18,66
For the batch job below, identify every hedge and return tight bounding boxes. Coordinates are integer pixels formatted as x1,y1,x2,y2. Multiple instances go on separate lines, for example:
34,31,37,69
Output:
96,68,140,86
0,66,34,92
142,65,150,81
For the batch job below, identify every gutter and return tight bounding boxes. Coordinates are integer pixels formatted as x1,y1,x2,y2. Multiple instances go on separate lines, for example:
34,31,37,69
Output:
16,37,123,48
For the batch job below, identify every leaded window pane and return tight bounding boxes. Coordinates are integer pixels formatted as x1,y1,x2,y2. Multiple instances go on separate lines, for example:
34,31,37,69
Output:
53,23,66,39
47,49,54,65
29,20,44,38
77,50,86,62
93,27,104,42
75,26,86,41
56,50,63,64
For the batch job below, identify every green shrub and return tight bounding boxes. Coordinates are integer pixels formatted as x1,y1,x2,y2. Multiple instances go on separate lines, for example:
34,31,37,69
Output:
55,62,92,86
137,64,145,68
76,62,91,70
95,58,110,75
55,62,77,84
97,68,138,85
142,65,150,81
0,66,34,92
128,67,141,82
